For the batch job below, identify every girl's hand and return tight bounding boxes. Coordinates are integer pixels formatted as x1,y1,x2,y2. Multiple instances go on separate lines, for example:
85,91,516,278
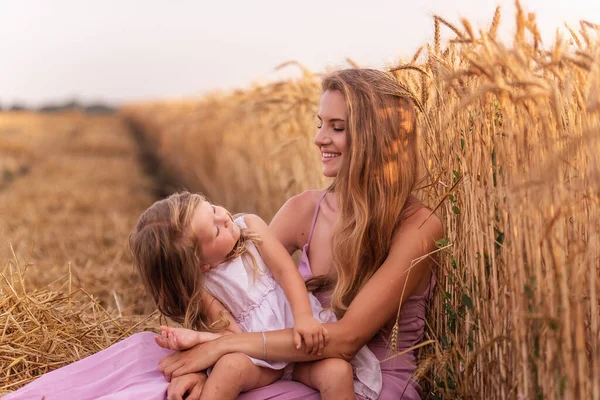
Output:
167,372,207,400
159,339,225,381
155,326,222,351
293,315,329,355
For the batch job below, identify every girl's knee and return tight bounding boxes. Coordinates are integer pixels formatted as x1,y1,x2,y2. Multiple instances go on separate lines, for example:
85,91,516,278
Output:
308,359,354,399
314,358,353,380
214,353,252,373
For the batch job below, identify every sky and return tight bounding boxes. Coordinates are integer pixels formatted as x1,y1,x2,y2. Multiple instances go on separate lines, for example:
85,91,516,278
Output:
1,0,598,106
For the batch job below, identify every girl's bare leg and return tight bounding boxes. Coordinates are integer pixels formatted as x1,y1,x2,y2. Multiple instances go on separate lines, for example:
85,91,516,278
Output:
201,353,283,400
292,358,355,400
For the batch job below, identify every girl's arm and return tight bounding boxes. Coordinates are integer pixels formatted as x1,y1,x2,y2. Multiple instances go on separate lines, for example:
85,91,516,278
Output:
158,194,443,380
202,289,244,334
244,213,327,354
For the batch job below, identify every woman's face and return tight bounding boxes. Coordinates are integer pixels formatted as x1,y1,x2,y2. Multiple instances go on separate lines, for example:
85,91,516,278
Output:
190,200,240,268
314,90,348,178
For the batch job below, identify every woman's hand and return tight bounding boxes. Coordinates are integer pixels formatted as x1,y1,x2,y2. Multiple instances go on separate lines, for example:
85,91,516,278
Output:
159,339,225,381
167,372,207,400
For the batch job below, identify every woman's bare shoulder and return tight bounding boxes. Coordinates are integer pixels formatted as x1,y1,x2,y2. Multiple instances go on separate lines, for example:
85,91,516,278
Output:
277,190,324,219
399,195,443,236
270,189,326,252
402,195,436,218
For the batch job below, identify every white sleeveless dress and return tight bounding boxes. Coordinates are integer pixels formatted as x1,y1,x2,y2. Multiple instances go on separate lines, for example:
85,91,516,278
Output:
203,216,382,400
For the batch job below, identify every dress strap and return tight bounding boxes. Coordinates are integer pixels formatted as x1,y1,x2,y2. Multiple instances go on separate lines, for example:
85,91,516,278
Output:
306,191,328,246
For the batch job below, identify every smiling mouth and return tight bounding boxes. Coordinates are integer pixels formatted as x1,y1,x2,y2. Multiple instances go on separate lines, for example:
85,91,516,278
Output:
322,152,341,159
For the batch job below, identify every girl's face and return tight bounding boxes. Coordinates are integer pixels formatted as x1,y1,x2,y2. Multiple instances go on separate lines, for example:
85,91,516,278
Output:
190,200,241,268
314,89,348,178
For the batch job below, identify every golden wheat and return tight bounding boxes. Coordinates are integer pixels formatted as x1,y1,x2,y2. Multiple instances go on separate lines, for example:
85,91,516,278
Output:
123,5,600,399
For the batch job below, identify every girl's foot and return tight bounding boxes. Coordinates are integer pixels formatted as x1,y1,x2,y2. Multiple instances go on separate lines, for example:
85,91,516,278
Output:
155,326,221,350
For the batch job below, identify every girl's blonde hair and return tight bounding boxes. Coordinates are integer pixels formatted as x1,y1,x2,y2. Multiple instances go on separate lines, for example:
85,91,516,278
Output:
128,191,261,331
307,69,419,317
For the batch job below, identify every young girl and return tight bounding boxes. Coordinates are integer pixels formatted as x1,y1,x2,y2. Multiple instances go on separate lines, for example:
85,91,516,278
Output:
128,191,382,400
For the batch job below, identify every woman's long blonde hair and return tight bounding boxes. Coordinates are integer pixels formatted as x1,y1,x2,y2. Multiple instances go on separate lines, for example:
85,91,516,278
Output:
308,69,419,317
128,191,260,331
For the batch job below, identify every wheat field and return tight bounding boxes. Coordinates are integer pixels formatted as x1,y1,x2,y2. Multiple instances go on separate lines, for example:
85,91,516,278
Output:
123,5,600,399
1,3,599,399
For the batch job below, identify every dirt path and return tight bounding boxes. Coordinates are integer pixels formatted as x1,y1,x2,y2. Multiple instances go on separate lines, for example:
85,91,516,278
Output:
0,111,156,315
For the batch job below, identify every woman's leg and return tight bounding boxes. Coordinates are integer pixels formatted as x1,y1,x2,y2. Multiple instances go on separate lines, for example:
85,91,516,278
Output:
292,358,355,400
200,353,282,400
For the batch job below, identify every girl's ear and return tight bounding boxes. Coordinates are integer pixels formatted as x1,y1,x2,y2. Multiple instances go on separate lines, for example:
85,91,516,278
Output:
201,264,211,272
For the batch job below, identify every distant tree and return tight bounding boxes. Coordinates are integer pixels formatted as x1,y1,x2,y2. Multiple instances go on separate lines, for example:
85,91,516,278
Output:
9,103,27,111
38,104,62,112
39,99,84,113
85,103,115,114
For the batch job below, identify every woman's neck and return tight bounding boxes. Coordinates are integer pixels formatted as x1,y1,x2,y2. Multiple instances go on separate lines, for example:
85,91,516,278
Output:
324,190,340,214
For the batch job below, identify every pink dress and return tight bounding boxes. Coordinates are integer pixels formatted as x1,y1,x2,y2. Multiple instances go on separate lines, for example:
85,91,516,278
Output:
3,194,433,400
2,331,171,400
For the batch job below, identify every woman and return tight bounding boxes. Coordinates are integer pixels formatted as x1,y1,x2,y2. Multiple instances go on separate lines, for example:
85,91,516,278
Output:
161,68,442,399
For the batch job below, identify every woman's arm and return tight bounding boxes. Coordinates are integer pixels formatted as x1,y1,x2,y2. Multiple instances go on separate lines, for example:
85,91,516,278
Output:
159,205,442,380
268,191,320,255
336,207,442,353
203,289,244,334
241,206,443,359
159,327,339,381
